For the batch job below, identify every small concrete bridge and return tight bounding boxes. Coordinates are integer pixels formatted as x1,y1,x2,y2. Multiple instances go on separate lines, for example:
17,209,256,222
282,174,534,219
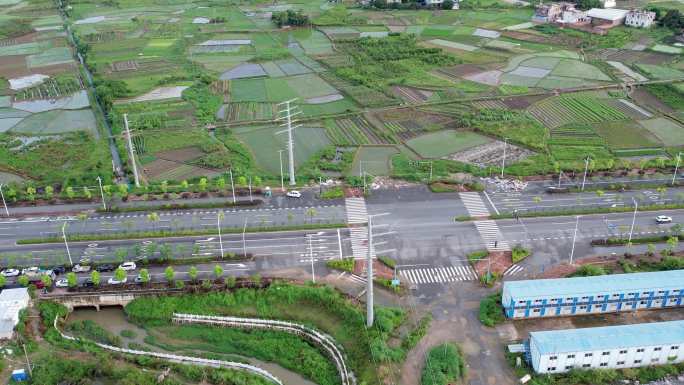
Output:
42,288,184,311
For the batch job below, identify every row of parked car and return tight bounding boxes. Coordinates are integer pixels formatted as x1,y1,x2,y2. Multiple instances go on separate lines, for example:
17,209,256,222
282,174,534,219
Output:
1,261,140,288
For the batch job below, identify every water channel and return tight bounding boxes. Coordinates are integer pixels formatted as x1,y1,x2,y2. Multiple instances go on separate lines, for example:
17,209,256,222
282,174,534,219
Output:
67,307,319,385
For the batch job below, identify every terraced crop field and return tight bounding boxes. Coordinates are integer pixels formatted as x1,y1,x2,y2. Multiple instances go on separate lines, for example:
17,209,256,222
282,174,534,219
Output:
326,116,396,145
222,102,275,122
528,95,629,128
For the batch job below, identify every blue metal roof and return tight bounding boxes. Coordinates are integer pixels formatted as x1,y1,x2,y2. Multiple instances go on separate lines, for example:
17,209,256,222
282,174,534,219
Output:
503,270,684,300
530,320,684,355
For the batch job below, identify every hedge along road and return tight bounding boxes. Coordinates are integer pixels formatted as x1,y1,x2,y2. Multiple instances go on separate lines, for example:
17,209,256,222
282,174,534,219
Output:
212,78,684,129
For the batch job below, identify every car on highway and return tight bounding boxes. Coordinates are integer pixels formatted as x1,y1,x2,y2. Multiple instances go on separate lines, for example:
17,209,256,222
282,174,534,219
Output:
1,269,20,277
286,190,302,198
79,257,91,264
95,264,114,272
72,264,91,273
545,186,569,193
107,276,127,285
119,262,136,271
55,278,69,288
656,215,673,224
51,266,66,275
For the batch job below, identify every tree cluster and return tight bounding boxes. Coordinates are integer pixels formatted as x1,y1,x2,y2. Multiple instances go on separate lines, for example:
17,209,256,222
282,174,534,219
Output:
271,10,310,28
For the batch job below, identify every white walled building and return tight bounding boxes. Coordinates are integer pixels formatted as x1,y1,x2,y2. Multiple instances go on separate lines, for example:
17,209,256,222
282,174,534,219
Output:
502,270,684,319
529,320,684,374
626,10,656,28
602,0,616,8
0,288,30,339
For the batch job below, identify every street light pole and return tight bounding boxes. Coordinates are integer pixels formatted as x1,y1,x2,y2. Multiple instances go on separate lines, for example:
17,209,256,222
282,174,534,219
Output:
96,176,106,211
217,212,224,258
673,152,681,185
62,222,73,267
581,157,589,191
569,215,580,265
229,168,236,204
278,149,285,192
0,184,9,217
558,170,562,188
628,197,638,244
501,138,508,178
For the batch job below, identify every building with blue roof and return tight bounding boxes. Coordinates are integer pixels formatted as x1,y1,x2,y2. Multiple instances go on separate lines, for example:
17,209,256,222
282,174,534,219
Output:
529,320,684,373
502,270,684,319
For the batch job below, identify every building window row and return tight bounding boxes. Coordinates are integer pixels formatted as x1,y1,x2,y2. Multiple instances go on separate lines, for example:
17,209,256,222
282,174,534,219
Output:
549,345,681,361
514,289,683,305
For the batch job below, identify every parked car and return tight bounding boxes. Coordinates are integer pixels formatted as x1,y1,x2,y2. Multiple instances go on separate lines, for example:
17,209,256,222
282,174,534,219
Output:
134,275,147,284
107,276,127,285
82,279,95,288
21,266,39,275
32,280,45,289
55,279,69,288
1,269,20,277
286,190,302,198
119,262,136,271
72,264,91,273
51,266,66,275
95,264,114,272
79,257,91,264
656,215,673,224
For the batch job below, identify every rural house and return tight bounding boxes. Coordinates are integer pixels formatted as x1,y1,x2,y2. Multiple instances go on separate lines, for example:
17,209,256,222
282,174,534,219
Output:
625,9,656,28
0,288,29,340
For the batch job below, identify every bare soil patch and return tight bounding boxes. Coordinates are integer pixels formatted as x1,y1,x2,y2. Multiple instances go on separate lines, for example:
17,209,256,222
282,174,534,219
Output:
391,86,433,104
448,140,533,167
501,94,549,109
473,250,513,277
155,146,204,163
0,55,29,78
632,88,675,114
110,60,138,72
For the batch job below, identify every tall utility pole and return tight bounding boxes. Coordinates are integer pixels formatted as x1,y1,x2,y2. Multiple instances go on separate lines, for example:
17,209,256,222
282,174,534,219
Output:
217,212,224,258
278,149,285,191
229,168,236,204
123,114,140,187
501,138,508,178
628,197,638,244
308,234,315,283
569,215,580,264
366,215,374,328
0,184,9,217
276,99,300,186
96,176,106,211
62,222,73,267
581,157,590,191
673,152,682,185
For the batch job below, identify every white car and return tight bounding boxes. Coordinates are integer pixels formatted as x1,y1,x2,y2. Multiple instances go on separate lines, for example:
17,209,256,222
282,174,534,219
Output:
1,269,20,277
55,278,69,288
108,276,127,285
21,266,39,275
286,190,302,198
656,215,673,224
72,264,91,273
119,262,136,271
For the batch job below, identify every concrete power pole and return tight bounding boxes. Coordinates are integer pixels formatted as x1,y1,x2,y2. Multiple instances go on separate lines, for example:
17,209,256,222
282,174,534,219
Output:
366,215,374,328
123,113,140,187
276,99,300,186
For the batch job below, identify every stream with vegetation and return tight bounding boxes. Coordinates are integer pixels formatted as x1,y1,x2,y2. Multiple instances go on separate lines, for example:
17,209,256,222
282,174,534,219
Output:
67,307,319,385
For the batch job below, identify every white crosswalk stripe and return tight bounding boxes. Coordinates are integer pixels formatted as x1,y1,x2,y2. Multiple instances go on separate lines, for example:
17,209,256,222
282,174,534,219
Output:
345,197,368,224
399,265,477,285
474,220,511,252
347,273,367,285
503,264,524,277
459,192,490,217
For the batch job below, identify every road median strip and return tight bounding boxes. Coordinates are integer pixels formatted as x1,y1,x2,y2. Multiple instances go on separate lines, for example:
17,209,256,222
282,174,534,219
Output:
455,202,684,221
17,223,347,244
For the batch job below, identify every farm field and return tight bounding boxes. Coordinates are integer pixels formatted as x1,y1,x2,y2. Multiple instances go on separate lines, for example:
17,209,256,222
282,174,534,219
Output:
351,146,399,176
0,0,110,185
233,125,330,174
405,130,491,158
